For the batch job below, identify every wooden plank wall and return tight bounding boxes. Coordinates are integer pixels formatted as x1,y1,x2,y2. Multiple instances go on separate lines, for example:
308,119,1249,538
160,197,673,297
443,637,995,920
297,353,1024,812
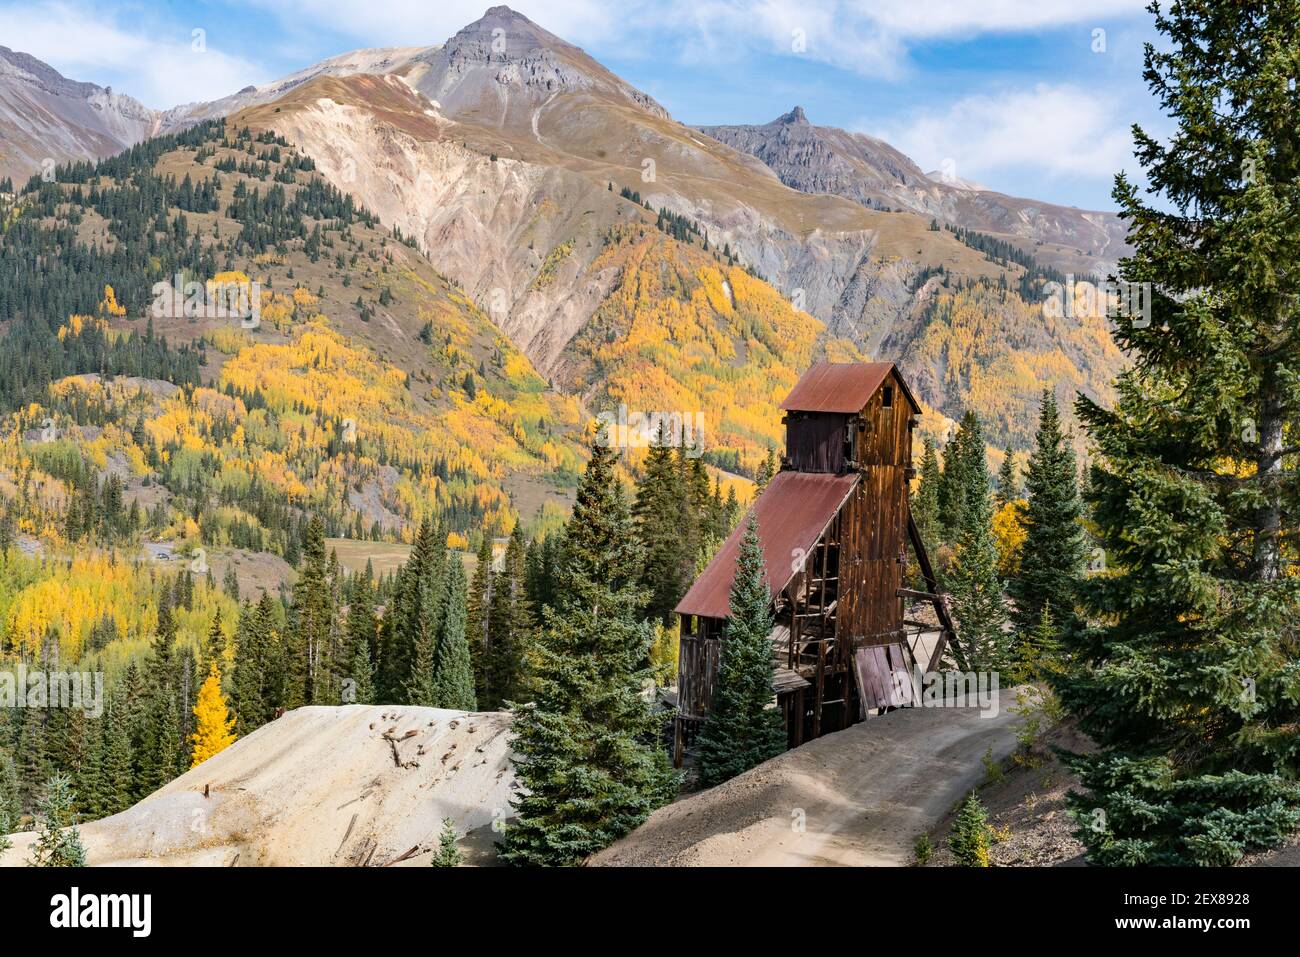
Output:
840,369,913,648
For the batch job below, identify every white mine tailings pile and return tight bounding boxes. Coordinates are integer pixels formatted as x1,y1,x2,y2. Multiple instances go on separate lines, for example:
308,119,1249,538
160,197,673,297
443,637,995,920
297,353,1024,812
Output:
1,705,515,866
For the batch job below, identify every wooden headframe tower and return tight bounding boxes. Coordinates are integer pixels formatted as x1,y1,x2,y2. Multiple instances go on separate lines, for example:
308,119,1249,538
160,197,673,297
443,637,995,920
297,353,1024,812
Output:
673,362,960,765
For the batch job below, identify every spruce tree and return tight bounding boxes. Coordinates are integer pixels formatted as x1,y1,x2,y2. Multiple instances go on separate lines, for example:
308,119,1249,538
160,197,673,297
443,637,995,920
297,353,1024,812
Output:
912,436,943,545
431,817,463,867
937,412,985,539
203,609,226,671
633,428,690,623
1058,0,1300,865
286,515,336,707
17,699,49,812
381,518,445,702
1008,390,1084,635
467,535,494,703
30,773,86,867
501,442,678,866
0,748,18,844
995,449,1019,507
946,421,1010,672
231,600,268,732
92,687,134,817
694,513,786,787
342,573,377,705
949,791,991,867
754,446,777,492
432,557,476,710
484,524,531,708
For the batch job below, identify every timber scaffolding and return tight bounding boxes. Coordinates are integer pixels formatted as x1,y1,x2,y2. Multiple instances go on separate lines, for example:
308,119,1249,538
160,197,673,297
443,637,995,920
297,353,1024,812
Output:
673,362,964,766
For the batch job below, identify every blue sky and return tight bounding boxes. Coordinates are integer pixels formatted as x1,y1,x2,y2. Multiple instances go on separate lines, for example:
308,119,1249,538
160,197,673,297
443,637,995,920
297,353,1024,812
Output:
0,0,1165,210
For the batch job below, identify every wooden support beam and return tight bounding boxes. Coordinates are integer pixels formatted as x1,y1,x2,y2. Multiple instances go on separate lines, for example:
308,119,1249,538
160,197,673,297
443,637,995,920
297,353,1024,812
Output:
906,512,968,671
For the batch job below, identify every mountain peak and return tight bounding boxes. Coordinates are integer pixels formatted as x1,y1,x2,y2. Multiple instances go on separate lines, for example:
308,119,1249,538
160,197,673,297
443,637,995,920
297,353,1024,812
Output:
777,106,809,126
411,6,670,120
0,45,98,98
483,4,527,19
460,5,555,44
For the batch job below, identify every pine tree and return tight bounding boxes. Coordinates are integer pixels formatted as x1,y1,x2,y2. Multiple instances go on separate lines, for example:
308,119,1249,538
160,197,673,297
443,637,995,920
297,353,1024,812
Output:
203,610,226,671
754,446,777,492
381,517,446,702
17,702,49,812
232,601,266,732
949,791,991,867
29,773,86,867
501,442,678,866
139,691,183,796
995,449,1019,507
694,513,786,787
0,747,18,847
286,515,336,707
91,687,134,817
467,535,494,704
912,436,943,545
431,817,463,867
404,572,446,707
342,573,377,705
634,428,691,623
937,412,985,540
1008,390,1085,635
484,524,531,709
1057,1,1300,865
191,664,237,767
432,557,476,710
946,420,1010,672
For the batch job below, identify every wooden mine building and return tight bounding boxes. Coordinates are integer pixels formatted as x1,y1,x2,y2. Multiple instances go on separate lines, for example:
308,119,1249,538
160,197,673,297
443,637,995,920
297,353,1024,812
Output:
673,362,959,765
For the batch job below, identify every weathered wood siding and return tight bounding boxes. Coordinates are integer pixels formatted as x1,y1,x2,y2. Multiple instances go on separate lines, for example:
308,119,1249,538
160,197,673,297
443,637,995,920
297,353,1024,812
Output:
784,411,850,473
838,369,913,647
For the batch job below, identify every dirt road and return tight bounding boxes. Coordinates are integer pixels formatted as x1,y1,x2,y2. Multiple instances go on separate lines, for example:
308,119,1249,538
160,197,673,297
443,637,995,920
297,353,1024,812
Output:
592,690,1025,866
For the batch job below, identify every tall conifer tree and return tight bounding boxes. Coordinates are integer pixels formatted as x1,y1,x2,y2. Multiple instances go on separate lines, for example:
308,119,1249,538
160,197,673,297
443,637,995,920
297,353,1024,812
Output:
502,443,678,865
433,558,476,710
1009,390,1084,634
1059,0,1300,865
694,513,786,786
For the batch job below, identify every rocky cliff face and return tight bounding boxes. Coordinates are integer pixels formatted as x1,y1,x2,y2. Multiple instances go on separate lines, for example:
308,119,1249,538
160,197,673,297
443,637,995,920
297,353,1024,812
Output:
701,108,1130,278
0,46,159,183
405,5,670,124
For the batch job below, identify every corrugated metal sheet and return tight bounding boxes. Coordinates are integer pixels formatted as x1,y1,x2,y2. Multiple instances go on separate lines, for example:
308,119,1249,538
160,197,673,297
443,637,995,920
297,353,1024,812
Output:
675,471,860,620
779,361,920,414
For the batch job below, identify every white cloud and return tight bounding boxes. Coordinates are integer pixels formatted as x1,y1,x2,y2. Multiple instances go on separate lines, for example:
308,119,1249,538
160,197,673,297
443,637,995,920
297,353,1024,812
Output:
243,0,1152,77
0,1,267,106
874,83,1135,187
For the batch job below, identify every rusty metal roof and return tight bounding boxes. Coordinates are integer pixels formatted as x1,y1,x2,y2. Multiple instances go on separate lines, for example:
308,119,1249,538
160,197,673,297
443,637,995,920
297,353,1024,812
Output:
779,361,920,414
675,470,860,620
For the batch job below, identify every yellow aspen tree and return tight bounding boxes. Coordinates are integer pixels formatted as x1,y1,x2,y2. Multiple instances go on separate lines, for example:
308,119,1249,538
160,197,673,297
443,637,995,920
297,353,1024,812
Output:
191,664,237,768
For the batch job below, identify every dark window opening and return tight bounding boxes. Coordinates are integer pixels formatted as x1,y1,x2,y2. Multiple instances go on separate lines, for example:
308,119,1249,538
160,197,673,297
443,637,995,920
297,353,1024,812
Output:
882,385,895,409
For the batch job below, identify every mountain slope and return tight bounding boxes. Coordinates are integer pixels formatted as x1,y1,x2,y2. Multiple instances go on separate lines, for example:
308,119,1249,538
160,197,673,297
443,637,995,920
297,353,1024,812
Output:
0,46,160,184
0,7,1128,448
0,117,586,557
236,8,1121,447
699,107,1129,278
